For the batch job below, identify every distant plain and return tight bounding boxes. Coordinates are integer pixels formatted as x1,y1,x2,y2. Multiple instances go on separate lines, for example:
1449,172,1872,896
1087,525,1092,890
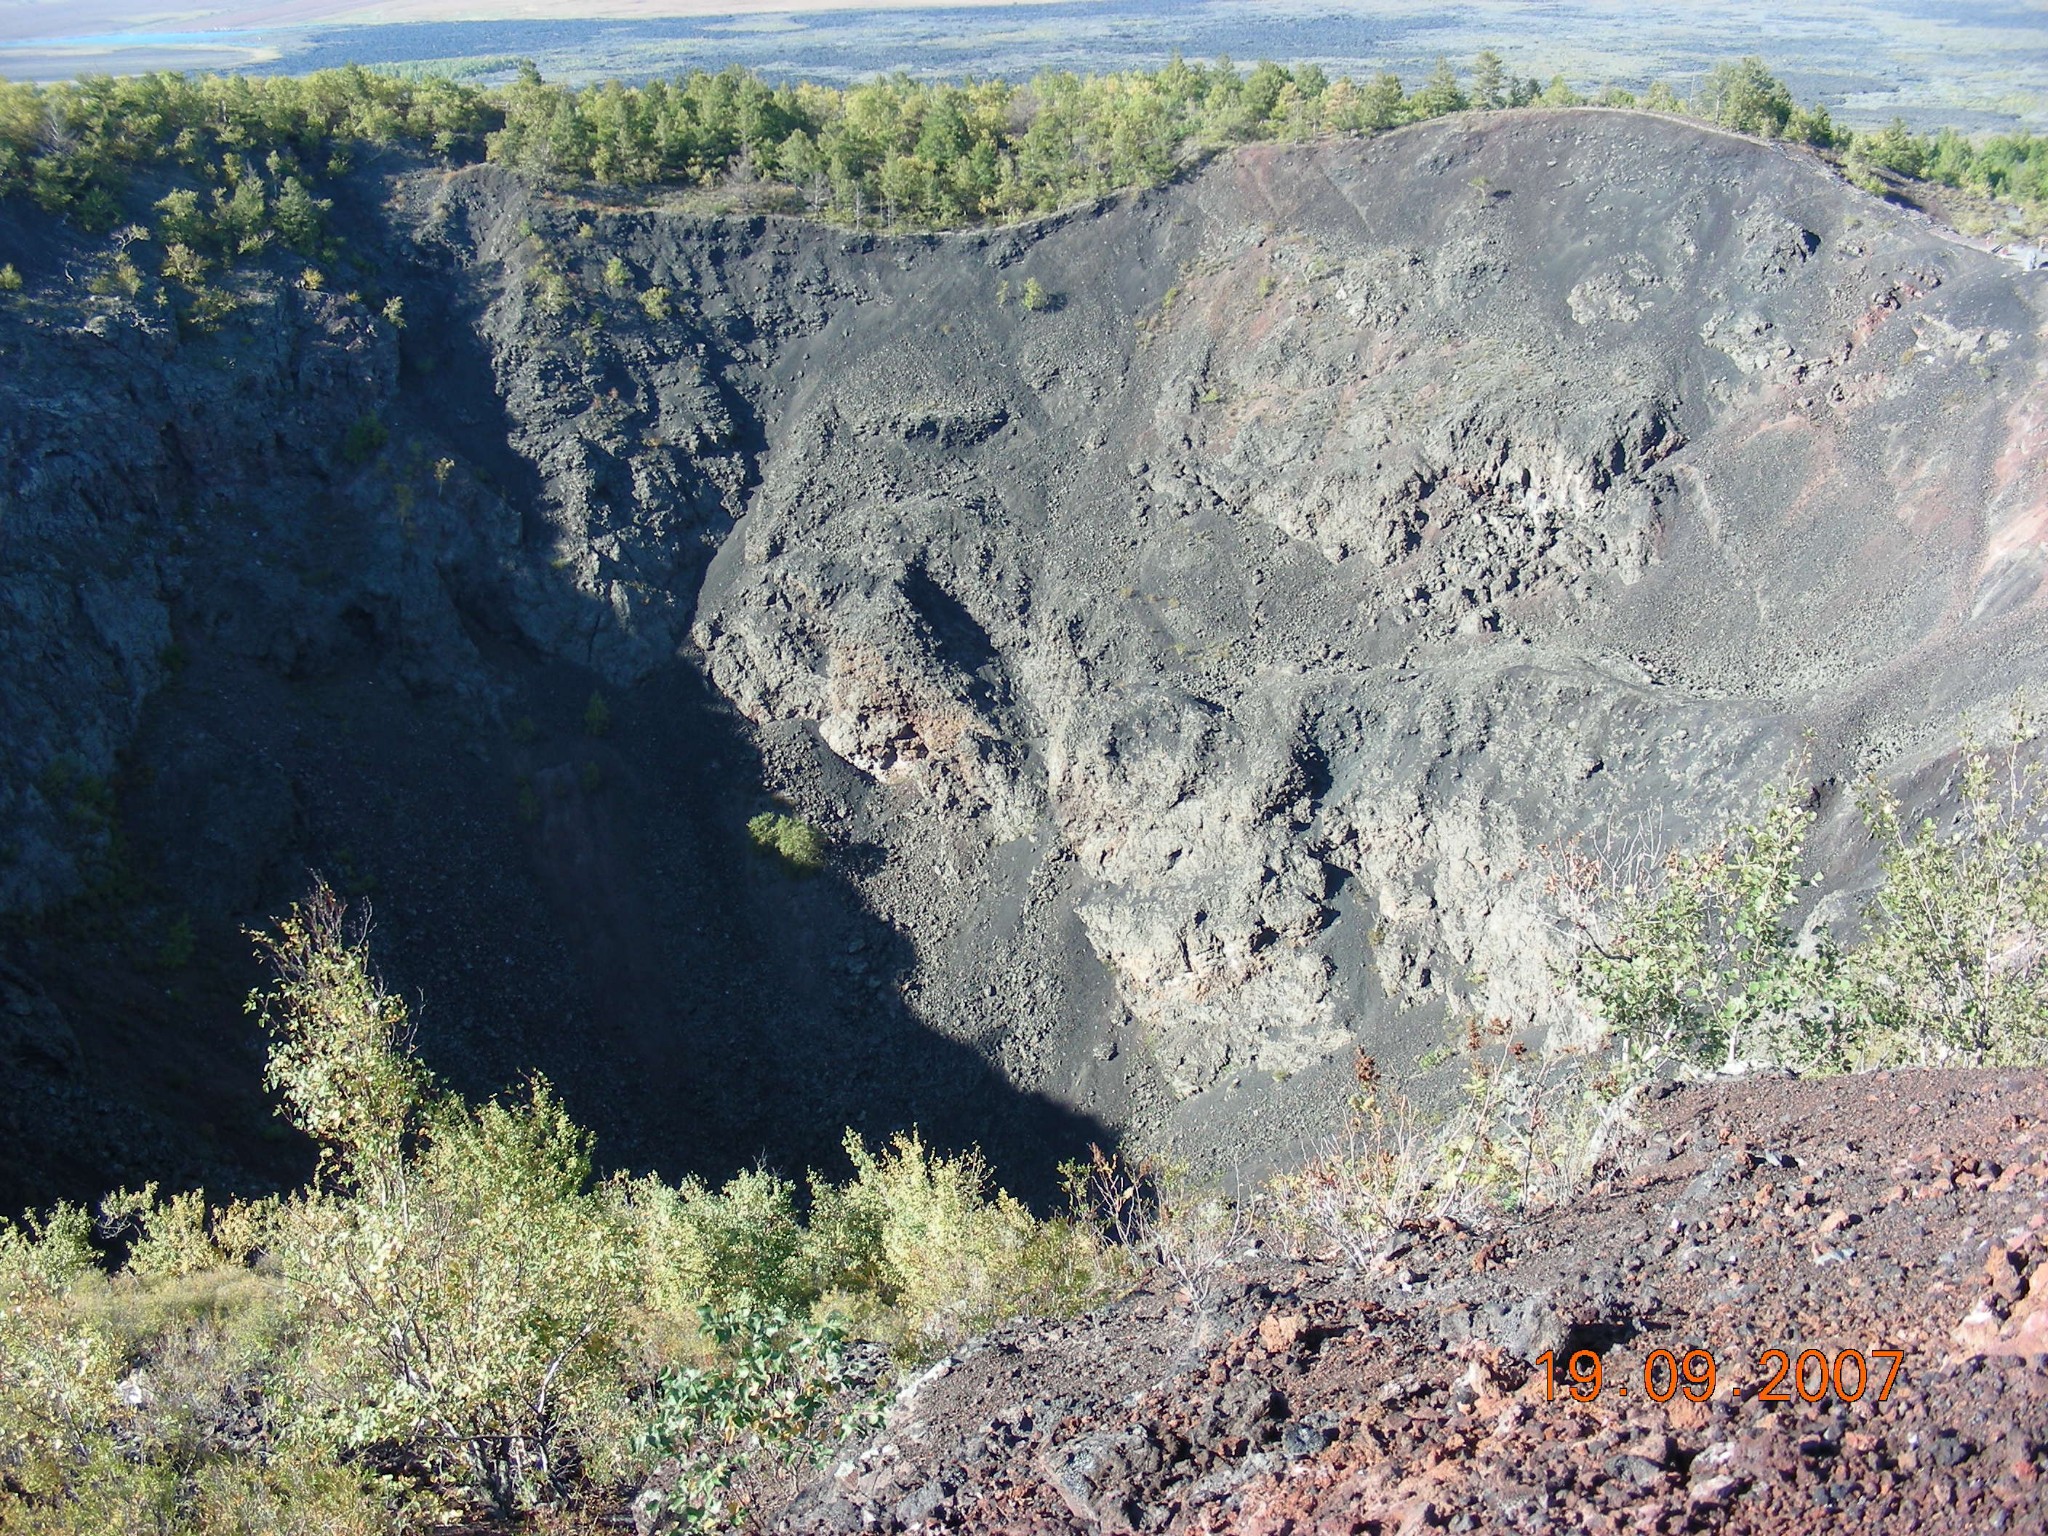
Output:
1,0,2044,132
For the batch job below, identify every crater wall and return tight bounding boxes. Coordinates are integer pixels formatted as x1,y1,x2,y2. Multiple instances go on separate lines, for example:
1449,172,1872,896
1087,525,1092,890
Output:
4,110,2045,1201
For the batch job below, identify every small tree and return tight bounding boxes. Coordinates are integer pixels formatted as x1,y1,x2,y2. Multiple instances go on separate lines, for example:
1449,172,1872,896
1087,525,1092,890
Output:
1414,57,1468,118
249,882,429,1200
1695,57,1793,138
272,176,330,255
153,188,207,247
1856,117,1927,178
1640,81,1682,113
1471,50,1506,111
1358,72,1406,130
1786,102,1840,148
1020,276,1048,311
249,882,630,1511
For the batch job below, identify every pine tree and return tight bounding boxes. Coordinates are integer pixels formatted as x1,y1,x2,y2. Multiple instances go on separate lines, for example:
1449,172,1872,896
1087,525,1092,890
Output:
1415,58,1468,118
1359,72,1406,130
1472,50,1506,111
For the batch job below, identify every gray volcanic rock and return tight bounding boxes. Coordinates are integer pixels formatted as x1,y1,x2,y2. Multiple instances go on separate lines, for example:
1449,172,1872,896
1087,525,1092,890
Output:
3,109,2045,1200
665,113,2048,1154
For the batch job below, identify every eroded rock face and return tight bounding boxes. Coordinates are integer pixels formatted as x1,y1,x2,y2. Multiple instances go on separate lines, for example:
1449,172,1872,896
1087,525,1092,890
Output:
4,110,2047,1194
667,115,2048,1126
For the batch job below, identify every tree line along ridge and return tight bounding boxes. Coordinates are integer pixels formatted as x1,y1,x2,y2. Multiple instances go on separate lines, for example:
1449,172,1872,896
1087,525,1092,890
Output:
0,53,2042,266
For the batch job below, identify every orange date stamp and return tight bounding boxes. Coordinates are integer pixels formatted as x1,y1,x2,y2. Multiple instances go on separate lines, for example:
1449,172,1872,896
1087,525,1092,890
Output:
1535,1347,1904,1405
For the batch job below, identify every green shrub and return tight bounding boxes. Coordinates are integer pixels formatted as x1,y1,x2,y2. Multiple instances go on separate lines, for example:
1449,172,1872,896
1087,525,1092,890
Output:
0,1443,182,1534
638,285,671,321
97,1185,223,1279
0,1441,398,1536
808,1131,1106,1360
583,691,611,737
248,882,630,1511
0,264,20,293
0,1206,122,1501
1850,739,2048,1065
1576,786,1847,1075
1559,729,2047,1076
626,1167,814,1321
338,416,385,468
633,1304,877,1534
86,255,143,299
746,812,826,874
1019,277,1048,312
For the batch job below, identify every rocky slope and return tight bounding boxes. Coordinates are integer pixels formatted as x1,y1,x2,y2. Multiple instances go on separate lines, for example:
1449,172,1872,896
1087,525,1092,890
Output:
759,1069,2048,1534
3,109,2046,1208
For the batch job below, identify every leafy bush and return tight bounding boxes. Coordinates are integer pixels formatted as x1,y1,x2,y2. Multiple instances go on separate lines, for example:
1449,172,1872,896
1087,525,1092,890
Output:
809,1131,1106,1359
0,1205,110,1498
633,1305,877,1533
746,812,826,874
249,882,629,1510
627,1168,815,1321
97,1185,225,1279
1558,732,2047,1076
1572,787,1848,1074
1851,740,2048,1065
0,1442,397,1536
338,416,386,468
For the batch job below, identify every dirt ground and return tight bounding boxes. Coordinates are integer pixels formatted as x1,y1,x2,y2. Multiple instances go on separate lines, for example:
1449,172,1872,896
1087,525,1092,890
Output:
765,1068,2048,1533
